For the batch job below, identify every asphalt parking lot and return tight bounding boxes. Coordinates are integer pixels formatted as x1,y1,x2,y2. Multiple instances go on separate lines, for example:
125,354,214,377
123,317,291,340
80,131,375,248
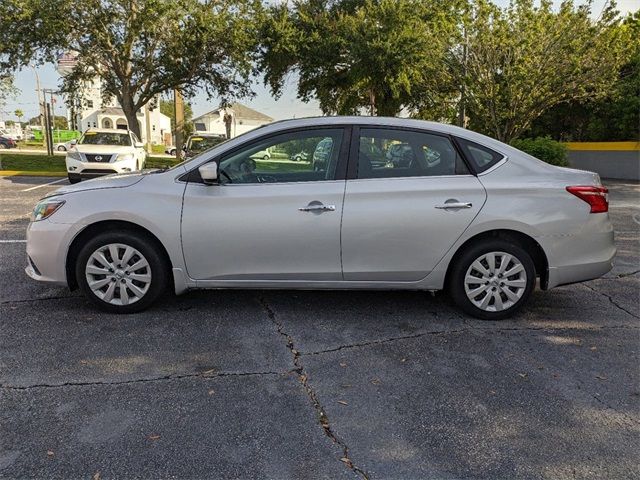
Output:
0,175,638,479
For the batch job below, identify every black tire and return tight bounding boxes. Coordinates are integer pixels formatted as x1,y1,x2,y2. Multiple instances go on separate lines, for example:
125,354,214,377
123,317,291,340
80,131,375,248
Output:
448,238,536,320
57,145,66,151
68,174,80,184
170,149,176,156
75,230,169,313
262,154,269,160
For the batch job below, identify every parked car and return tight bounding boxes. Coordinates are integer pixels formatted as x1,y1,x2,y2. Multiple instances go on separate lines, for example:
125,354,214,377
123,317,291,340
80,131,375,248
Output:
292,151,308,162
165,145,178,156
250,149,271,160
64,128,147,184
0,135,17,149
54,140,77,152
26,117,615,319
184,134,227,159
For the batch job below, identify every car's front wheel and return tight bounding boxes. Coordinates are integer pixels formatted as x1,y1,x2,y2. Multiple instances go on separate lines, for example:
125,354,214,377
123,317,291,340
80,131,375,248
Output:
449,239,535,320
75,231,168,313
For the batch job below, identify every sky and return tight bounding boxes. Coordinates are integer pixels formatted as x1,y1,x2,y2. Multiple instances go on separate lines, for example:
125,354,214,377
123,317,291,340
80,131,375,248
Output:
1,0,637,124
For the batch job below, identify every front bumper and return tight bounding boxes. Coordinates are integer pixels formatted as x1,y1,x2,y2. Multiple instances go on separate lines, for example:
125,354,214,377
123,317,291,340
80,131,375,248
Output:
66,156,138,179
25,219,76,286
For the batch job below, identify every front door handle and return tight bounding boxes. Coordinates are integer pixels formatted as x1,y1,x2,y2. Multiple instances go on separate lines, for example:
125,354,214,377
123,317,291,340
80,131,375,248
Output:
435,202,473,210
299,204,336,212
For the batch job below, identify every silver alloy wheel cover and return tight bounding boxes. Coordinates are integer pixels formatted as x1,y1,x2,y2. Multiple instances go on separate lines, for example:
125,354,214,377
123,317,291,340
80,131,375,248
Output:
464,251,527,312
85,243,152,306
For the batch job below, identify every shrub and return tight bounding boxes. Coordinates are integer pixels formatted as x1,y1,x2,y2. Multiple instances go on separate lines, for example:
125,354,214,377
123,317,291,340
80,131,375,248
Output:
510,136,568,167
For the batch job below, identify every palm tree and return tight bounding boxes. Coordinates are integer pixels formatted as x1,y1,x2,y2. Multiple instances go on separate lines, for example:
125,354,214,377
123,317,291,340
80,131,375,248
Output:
14,109,23,126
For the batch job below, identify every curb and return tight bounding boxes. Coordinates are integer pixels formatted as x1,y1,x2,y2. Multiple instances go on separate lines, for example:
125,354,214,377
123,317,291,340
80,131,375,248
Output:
0,171,67,177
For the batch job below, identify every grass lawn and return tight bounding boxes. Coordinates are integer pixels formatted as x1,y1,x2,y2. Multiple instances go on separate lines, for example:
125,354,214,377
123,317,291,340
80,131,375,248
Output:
0,153,179,172
0,153,307,175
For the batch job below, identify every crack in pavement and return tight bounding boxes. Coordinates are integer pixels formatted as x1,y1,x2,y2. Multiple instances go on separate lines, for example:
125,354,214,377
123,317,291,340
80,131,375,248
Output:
1,369,283,391
581,283,640,319
0,294,78,306
301,324,639,356
258,296,369,480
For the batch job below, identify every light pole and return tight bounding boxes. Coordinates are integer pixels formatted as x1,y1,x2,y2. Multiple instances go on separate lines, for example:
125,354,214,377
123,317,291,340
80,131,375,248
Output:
30,65,46,147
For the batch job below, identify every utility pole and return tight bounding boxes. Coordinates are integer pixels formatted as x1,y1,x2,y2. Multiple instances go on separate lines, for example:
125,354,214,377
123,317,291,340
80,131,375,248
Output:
43,88,57,154
44,102,54,156
30,65,46,147
144,101,153,154
174,89,185,157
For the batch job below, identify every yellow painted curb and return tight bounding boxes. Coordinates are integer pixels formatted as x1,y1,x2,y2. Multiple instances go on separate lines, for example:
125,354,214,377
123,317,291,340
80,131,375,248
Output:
565,141,640,151
0,170,67,177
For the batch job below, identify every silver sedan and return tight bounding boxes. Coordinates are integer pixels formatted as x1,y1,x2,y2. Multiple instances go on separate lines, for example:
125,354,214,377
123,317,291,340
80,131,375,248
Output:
25,117,615,319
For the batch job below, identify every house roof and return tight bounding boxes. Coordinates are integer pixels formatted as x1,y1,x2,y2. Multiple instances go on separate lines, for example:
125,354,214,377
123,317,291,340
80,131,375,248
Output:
192,102,274,123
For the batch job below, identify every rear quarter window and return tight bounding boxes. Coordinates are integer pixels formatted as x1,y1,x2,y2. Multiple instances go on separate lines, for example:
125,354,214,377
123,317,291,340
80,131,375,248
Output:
456,138,504,173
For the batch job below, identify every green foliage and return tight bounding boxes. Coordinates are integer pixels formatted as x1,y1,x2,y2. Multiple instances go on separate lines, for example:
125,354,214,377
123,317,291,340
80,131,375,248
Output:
510,137,568,167
0,0,262,138
443,0,631,142
160,99,194,138
259,0,462,116
525,11,640,141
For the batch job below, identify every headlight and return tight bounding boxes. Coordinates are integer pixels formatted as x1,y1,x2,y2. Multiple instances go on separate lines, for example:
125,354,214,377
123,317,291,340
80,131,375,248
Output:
31,198,65,222
116,153,134,162
66,151,81,161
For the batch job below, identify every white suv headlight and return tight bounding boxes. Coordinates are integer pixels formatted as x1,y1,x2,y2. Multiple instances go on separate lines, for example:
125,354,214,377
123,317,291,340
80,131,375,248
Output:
31,198,65,222
116,153,134,162
66,151,81,161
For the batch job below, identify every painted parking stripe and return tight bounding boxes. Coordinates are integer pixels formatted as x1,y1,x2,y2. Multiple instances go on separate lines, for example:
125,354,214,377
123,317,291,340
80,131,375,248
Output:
0,239,26,243
21,178,66,192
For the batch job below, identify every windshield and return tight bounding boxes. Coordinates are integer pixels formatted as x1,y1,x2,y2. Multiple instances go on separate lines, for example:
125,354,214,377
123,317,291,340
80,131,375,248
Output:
80,131,131,146
187,136,226,153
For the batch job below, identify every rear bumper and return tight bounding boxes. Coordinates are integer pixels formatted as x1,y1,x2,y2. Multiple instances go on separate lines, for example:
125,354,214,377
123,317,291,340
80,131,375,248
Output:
544,215,616,288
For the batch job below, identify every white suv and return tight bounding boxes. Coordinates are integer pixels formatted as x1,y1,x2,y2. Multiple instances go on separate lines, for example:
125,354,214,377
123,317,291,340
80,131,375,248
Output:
65,128,147,184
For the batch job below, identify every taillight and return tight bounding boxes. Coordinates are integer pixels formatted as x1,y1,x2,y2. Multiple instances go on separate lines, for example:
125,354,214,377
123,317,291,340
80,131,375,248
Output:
566,186,609,213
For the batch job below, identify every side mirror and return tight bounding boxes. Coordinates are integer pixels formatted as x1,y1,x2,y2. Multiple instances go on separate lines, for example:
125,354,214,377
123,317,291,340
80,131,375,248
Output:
135,141,144,148
198,162,218,184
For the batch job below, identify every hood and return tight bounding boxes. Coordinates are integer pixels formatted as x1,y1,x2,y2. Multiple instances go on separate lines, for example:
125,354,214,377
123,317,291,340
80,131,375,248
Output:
73,144,134,154
48,172,146,197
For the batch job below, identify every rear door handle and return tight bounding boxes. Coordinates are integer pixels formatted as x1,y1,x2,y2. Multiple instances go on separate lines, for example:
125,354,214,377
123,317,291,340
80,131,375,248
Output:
435,202,473,210
299,204,336,212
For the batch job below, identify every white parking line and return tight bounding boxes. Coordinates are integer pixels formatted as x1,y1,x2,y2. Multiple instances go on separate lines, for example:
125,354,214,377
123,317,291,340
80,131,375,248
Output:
0,240,26,243
21,178,66,192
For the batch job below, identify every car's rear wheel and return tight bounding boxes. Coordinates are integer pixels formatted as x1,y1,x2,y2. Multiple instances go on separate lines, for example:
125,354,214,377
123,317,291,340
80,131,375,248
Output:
57,145,66,151
75,231,168,313
68,174,80,184
449,239,535,320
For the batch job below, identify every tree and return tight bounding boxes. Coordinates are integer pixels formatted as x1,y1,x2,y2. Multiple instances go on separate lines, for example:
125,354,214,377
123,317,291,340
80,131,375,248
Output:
436,0,631,142
525,10,640,141
259,0,462,116
14,108,23,125
160,98,194,138
0,0,261,138
0,75,18,112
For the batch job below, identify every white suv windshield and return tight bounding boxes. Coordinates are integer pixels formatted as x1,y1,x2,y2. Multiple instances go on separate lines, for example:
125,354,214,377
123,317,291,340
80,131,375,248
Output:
80,132,131,146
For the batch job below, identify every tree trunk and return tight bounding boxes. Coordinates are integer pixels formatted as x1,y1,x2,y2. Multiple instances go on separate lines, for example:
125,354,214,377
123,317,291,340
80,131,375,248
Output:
121,96,142,139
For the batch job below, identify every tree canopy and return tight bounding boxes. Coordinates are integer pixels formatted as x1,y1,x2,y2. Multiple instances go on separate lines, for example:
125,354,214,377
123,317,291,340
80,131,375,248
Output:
0,0,261,137
259,0,463,116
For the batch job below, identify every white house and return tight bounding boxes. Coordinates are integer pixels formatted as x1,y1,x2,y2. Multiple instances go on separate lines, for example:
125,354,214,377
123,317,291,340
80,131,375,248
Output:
57,55,171,144
192,102,273,138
